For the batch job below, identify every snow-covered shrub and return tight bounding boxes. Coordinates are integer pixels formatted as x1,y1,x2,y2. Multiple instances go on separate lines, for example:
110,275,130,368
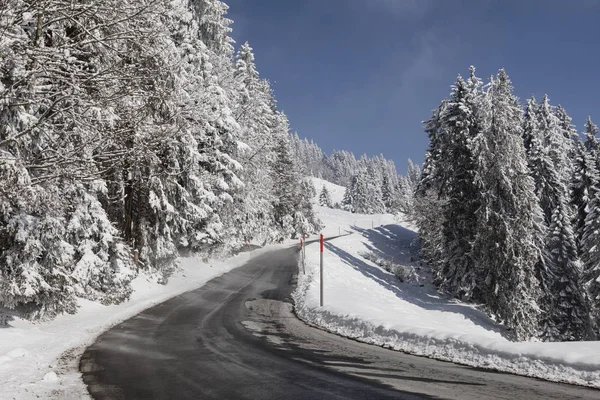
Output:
361,252,419,284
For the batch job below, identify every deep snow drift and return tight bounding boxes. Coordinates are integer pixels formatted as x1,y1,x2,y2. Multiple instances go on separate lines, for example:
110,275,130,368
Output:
294,177,600,389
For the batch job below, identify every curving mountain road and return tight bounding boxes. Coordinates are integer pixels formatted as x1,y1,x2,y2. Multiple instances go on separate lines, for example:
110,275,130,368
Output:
80,244,599,399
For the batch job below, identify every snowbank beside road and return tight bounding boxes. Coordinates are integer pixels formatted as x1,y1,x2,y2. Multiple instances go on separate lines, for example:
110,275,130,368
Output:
294,204,600,389
0,244,287,400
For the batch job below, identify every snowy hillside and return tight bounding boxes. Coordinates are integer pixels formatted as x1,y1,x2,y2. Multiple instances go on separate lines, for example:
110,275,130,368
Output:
309,177,346,206
295,179,600,389
307,176,415,235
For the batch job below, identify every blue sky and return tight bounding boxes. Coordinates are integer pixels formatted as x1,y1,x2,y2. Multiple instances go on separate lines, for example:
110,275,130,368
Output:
226,0,600,173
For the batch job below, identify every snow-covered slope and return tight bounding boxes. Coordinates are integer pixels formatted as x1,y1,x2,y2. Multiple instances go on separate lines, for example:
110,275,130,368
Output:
309,176,346,206
296,178,600,389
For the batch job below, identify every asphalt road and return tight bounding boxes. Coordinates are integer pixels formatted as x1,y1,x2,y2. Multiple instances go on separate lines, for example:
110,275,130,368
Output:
80,244,599,400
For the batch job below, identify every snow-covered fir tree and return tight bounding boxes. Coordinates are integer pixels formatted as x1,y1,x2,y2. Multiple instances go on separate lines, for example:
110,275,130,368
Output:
222,41,278,248
319,186,333,208
365,160,386,214
470,69,545,340
271,129,319,239
345,169,385,214
417,68,483,300
571,139,600,253
288,134,407,200
341,187,354,212
416,66,598,341
395,159,422,215
524,95,592,340
584,116,600,158
580,117,600,334
381,175,395,210
555,105,579,161
414,99,449,273
296,179,321,235
582,190,600,333
349,172,368,214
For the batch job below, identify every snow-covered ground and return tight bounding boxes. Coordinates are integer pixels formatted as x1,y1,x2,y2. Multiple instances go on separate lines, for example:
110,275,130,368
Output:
3,176,599,399
297,177,600,389
312,176,346,206
0,244,288,399
309,176,404,236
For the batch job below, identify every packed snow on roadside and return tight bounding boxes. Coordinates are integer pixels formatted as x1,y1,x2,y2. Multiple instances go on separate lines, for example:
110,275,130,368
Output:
295,178,600,389
0,244,287,400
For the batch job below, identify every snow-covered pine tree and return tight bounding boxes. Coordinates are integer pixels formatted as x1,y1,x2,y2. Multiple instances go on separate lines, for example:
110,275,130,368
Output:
584,116,600,158
194,0,235,55
271,120,319,239
580,117,600,336
543,198,594,341
470,69,545,340
341,187,354,212
381,175,395,211
543,97,591,340
582,189,600,335
524,121,557,224
435,69,483,300
406,159,422,189
555,105,579,161
102,0,202,278
523,95,592,340
319,186,333,208
289,134,326,178
394,176,408,212
158,0,230,255
296,179,321,236
325,150,359,187
159,0,244,259
414,100,449,276
223,41,278,248
348,170,372,214
522,97,538,156
571,139,600,253
366,161,386,214
395,159,422,215
537,96,574,190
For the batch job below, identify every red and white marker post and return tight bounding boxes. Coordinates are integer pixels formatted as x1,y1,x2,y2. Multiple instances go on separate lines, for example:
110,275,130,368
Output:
320,234,324,307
